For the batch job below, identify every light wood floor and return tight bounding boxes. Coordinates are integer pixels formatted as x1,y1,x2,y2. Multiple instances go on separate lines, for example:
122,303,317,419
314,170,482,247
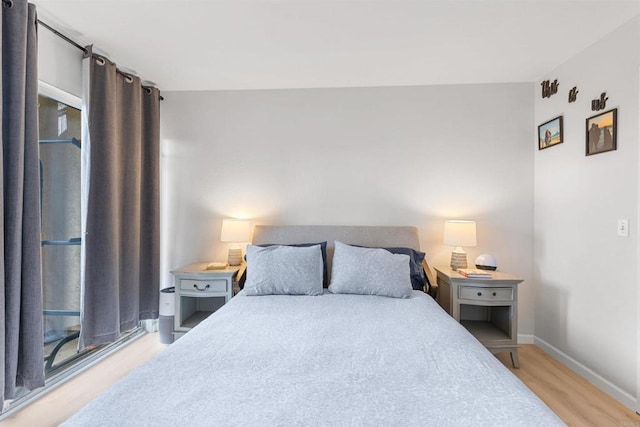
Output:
1,333,165,427
495,346,640,426
2,338,638,426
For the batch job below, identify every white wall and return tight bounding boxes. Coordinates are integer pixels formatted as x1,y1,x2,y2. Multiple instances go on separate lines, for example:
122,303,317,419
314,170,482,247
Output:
160,83,536,333
534,16,639,408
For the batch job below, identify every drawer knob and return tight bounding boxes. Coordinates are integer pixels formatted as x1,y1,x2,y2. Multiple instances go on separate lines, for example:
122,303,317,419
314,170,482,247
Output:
477,292,482,297
492,292,497,296
193,283,211,291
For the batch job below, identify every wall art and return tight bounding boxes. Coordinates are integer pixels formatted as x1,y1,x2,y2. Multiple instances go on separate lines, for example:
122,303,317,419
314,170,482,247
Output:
591,92,608,111
540,79,559,98
538,116,563,150
586,108,617,156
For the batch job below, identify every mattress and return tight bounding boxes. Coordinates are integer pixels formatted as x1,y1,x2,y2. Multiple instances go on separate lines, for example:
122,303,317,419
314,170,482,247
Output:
62,290,564,426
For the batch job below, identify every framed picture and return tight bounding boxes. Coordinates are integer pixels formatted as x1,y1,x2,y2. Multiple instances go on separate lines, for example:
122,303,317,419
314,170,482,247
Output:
586,108,617,156
538,116,563,150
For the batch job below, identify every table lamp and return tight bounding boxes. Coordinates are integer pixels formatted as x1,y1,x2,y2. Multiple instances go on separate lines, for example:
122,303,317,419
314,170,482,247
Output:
220,219,250,266
443,220,477,270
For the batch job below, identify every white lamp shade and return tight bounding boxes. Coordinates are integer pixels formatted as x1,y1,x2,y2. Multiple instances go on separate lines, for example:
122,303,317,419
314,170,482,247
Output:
220,219,251,243
443,220,477,247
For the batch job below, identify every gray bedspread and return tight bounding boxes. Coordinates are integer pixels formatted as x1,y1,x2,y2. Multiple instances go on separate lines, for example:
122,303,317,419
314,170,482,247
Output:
63,291,564,426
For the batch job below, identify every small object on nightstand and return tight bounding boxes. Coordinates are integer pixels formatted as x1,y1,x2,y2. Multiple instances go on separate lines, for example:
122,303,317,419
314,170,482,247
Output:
206,262,227,270
475,254,497,271
457,268,492,278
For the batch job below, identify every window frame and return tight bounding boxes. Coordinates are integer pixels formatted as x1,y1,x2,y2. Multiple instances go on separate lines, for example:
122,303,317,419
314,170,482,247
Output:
38,80,81,110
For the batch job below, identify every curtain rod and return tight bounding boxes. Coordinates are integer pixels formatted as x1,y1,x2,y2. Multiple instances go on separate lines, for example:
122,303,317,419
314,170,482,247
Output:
2,0,87,53
37,19,89,55
3,0,163,99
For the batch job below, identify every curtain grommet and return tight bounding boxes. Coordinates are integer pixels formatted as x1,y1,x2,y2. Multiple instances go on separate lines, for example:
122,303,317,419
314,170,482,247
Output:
3,0,13,8
125,75,134,84
96,57,106,66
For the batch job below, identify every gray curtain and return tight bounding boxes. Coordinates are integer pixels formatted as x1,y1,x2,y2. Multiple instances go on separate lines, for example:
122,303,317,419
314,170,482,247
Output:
79,47,160,349
1,0,44,404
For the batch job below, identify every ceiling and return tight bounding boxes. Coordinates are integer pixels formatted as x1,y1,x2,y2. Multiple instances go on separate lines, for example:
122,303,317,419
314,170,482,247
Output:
32,0,640,92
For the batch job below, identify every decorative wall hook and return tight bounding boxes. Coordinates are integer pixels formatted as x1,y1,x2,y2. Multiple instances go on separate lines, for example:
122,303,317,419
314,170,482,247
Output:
568,86,579,103
591,92,608,111
541,79,559,98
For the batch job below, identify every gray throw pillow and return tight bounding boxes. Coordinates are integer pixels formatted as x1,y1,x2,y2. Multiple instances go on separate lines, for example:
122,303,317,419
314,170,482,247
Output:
244,244,324,296
328,241,413,299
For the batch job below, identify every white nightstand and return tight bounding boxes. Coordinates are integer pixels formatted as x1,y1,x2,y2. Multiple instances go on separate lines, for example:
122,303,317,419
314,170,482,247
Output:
171,262,244,340
434,266,523,368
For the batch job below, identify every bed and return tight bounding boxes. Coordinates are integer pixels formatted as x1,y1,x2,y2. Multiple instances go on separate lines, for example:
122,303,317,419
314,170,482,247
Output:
62,225,564,426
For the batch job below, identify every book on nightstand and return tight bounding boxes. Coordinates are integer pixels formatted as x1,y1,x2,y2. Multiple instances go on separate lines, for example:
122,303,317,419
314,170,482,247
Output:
457,268,493,278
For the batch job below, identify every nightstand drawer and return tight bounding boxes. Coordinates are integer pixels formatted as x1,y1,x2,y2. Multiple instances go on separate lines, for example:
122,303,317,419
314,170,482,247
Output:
179,278,228,293
459,286,513,301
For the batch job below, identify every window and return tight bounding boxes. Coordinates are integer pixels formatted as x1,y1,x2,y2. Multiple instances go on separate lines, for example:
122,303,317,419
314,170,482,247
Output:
38,83,89,376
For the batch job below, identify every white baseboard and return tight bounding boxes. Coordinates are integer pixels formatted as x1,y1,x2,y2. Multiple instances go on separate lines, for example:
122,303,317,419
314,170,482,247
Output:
517,333,534,344
533,336,637,412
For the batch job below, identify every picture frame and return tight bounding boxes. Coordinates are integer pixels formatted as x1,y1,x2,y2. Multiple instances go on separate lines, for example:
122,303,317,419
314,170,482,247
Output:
538,116,563,150
586,108,617,156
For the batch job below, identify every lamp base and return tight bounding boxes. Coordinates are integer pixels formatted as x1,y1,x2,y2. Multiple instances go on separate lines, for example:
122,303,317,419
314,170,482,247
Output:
227,248,243,266
450,251,468,271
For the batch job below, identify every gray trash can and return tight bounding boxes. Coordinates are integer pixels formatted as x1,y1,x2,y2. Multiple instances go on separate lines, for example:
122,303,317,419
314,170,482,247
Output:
159,287,175,344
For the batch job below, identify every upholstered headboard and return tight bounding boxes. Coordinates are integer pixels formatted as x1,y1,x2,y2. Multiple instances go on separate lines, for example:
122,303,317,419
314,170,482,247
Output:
252,225,422,283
